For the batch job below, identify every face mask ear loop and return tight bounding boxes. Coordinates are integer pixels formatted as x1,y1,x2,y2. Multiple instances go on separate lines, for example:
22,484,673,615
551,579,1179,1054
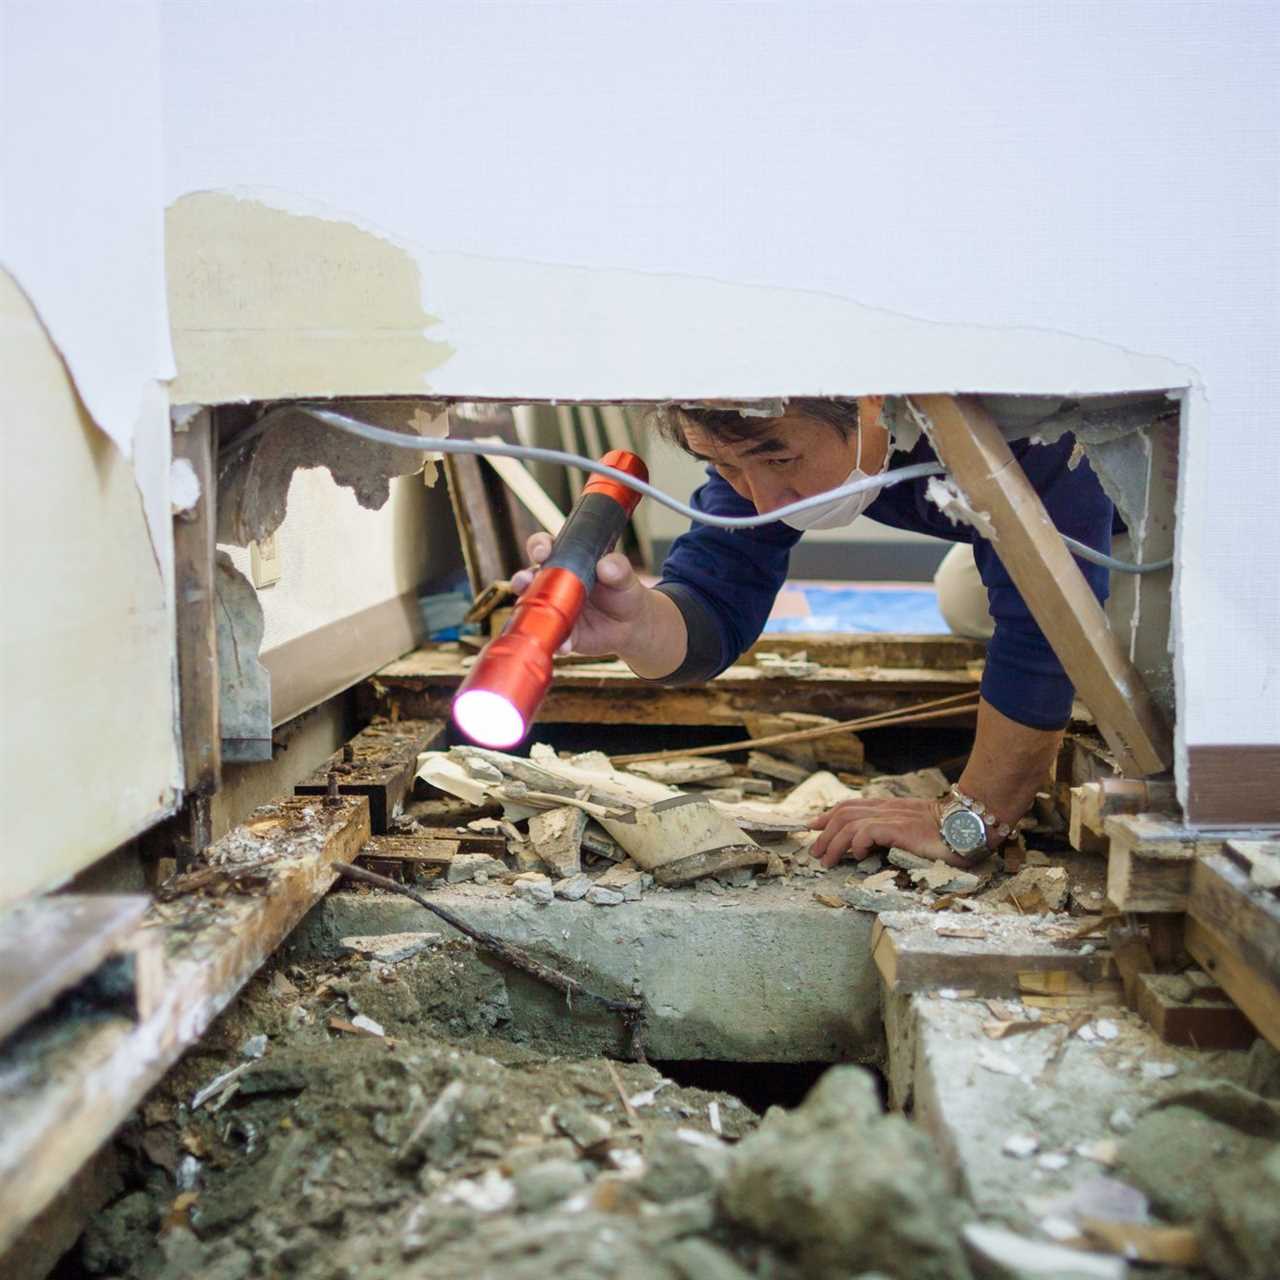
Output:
854,410,866,472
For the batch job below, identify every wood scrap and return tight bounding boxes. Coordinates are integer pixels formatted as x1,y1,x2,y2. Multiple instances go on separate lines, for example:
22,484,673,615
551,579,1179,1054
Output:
747,752,810,785
1103,814,1219,913
1079,1219,1201,1267
625,757,736,786
1134,972,1256,1050
979,866,1069,914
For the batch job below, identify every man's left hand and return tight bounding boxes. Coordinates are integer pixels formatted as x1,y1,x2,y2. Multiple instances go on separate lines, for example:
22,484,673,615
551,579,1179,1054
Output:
809,797,966,868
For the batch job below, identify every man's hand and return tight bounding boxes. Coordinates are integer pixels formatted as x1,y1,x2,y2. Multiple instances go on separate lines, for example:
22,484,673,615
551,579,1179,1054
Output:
512,533,689,679
809,797,961,868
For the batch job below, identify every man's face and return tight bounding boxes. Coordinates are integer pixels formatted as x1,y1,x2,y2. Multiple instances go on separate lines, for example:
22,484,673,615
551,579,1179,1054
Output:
681,403,889,517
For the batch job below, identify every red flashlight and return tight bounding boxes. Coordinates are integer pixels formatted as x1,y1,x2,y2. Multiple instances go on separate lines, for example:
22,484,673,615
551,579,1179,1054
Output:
452,449,648,747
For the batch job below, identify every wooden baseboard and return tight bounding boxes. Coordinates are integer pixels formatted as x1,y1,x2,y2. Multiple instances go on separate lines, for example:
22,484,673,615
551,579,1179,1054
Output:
1185,744,1280,826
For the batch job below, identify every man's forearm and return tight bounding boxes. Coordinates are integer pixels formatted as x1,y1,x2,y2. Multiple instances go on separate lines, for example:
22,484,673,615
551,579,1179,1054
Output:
619,588,689,680
957,698,1063,830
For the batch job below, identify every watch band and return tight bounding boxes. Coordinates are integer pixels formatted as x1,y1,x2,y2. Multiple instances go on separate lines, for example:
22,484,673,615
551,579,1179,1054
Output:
948,786,1014,846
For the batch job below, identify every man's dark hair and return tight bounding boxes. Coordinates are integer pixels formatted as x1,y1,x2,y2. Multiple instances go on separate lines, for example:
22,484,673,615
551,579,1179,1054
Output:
653,398,861,456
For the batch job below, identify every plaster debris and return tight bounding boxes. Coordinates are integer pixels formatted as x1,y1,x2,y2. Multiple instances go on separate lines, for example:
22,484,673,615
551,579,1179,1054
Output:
1140,1061,1179,1080
962,1223,1125,1279
238,1034,268,1060
1003,1133,1041,1158
169,456,201,515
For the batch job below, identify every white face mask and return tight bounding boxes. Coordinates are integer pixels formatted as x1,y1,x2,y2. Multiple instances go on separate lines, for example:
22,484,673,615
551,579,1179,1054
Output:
780,429,887,531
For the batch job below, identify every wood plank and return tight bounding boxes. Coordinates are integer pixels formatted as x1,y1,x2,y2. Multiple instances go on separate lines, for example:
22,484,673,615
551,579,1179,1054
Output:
363,641,982,729
0,796,370,1255
870,912,1116,996
1104,814,1221,913
1069,777,1177,850
295,718,446,832
171,408,220,794
357,834,459,868
1188,852,1280,1005
1134,972,1256,1050
910,393,1172,776
0,895,149,1042
1186,917,1280,1052
478,443,566,535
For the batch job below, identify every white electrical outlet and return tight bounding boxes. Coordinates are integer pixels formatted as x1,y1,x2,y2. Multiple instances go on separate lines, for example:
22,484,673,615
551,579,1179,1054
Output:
250,532,282,588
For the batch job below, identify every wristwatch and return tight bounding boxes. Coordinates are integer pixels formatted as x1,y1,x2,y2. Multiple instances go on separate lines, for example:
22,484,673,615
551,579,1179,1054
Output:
936,786,1013,862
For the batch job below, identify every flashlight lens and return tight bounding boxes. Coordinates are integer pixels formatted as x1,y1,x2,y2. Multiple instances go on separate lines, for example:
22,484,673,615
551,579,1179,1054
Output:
453,689,526,748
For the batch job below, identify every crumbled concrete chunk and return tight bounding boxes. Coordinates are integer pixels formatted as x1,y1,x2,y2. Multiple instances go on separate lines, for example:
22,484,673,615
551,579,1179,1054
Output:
721,1066,968,1279
447,853,506,884
239,1034,268,1060
888,847,933,872
554,873,592,901
513,1158,589,1212
340,932,442,964
585,886,624,906
550,1102,611,1150
514,875,554,905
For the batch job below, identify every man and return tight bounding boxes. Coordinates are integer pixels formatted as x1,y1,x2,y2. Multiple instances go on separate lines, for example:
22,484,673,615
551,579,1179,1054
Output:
516,396,1115,867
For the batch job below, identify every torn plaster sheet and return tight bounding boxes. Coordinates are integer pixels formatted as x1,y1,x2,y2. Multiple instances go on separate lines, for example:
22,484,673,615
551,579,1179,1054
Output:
0,1,174,457
170,457,201,516
216,402,444,547
925,476,999,543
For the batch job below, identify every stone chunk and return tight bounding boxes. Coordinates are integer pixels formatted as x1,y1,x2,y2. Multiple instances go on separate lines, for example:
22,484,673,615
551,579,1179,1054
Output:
550,1102,611,1150
447,853,505,884
513,1158,589,1211
527,805,588,878
585,886,624,906
720,1066,967,1280
340,931,442,963
554,873,592,901
513,875,554,905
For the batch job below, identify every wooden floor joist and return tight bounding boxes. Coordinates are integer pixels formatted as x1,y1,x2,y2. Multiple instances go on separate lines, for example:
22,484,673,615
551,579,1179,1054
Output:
909,394,1172,777
295,717,446,832
362,634,984,729
0,796,370,1256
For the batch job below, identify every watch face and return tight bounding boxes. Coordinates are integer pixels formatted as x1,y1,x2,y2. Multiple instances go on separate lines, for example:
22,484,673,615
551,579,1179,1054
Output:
942,807,987,854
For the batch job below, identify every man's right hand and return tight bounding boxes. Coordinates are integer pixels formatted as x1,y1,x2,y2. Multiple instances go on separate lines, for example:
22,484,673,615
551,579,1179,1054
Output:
512,533,688,678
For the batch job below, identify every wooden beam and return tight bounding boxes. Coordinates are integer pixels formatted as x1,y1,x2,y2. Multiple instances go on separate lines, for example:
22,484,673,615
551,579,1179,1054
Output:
1134,972,1256,1050
171,408,220,794
1185,851,1280,1051
909,394,1172,776
295,718,446,832
0,896,150,1043
363,639,982,729
871,912,1116,996
1104,814,1220,913
0,797,370,1254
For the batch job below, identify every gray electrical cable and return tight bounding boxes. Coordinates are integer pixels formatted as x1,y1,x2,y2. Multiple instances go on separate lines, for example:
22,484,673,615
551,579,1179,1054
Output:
224,403,1170,573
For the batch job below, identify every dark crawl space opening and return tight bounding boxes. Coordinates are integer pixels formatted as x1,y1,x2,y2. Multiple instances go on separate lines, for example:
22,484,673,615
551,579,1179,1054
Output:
651,1060,887,1115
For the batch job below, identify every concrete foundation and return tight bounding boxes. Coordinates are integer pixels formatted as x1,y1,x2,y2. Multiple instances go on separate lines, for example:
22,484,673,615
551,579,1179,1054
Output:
893,992,1258,1232
291,875,884,1064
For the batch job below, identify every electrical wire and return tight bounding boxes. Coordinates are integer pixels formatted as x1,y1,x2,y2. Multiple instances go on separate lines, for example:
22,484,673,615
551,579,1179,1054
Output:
223,403,1171,573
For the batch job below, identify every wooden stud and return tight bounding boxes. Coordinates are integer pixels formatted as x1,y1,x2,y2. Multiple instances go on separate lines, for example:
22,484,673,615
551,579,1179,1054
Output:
909,394,1172,776
1069,777,1177,851
171,408,220,795
0,796,371,1255
295,718,446,833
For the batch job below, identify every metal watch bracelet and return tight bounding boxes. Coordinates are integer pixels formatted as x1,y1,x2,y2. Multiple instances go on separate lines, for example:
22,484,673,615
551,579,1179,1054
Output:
948,785,1014,847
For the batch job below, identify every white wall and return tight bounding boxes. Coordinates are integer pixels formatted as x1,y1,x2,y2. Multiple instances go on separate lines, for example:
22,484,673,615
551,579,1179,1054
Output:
159,0,1279,779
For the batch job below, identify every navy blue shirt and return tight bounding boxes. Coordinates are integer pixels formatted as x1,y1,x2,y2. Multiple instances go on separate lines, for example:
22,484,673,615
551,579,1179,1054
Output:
656,432,1114,730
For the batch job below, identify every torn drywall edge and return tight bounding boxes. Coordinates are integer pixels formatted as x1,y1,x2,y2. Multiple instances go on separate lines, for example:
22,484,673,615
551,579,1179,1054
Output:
0,0,175,459
165,187,1199,408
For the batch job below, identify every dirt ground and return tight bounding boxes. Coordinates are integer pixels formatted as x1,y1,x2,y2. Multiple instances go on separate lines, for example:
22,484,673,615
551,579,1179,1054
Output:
81,935,809,1280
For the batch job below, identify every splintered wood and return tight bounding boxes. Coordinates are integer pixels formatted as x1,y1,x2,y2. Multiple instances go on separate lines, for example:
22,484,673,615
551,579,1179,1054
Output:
0,796,371,1255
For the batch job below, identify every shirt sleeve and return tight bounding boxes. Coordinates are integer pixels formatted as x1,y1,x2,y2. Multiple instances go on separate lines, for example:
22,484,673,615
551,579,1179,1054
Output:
654,469,800,683
974,435,1113,729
